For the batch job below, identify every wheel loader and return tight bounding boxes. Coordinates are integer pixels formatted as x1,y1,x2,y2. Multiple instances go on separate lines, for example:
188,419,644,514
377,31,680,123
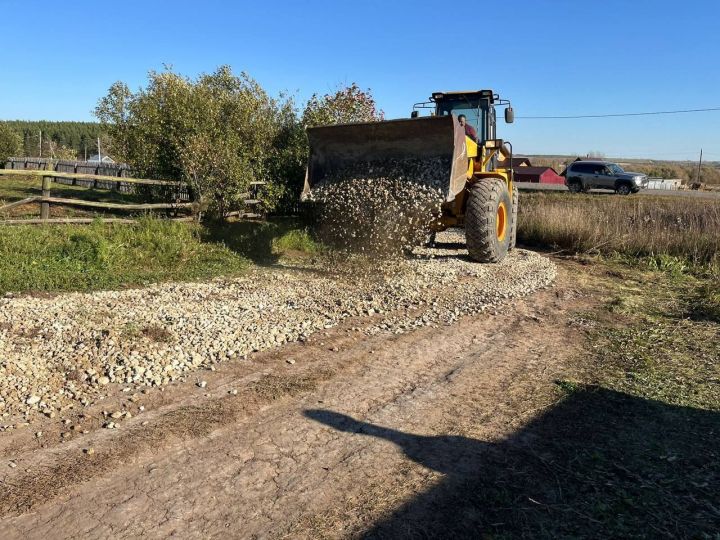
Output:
303,89,517,262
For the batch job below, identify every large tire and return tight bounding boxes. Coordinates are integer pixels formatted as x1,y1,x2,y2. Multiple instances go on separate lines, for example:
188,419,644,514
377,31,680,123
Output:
509,184,519,250
465,179,512,263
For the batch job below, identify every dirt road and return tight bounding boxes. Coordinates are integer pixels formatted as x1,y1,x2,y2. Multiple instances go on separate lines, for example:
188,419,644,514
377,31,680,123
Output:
0,254,600,539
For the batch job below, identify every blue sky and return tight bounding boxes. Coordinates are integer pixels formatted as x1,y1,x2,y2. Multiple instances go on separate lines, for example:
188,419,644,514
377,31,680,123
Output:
1,0,719,159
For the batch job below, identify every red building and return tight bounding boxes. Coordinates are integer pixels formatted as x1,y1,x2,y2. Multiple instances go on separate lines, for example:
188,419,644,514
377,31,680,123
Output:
513,166,565,184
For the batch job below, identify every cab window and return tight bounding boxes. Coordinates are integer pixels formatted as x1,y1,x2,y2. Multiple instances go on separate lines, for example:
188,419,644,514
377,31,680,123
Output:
435,100,486,140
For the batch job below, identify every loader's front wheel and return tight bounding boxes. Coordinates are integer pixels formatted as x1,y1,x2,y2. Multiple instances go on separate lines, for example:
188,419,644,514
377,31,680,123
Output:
465,179,512,263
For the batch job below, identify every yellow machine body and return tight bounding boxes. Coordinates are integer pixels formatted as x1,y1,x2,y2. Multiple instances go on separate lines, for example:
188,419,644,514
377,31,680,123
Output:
303,89,517,262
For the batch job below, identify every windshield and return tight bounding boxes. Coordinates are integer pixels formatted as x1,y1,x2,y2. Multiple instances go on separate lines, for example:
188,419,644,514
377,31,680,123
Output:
435,98,486,139
607,163,625,174
438,105,481,130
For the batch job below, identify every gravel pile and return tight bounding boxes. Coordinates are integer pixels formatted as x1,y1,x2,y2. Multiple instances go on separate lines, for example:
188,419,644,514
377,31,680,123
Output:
308,158,450,256
0,230,555,428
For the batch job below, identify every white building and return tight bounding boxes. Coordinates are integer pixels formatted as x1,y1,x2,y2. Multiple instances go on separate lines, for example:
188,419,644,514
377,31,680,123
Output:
87,154,115,164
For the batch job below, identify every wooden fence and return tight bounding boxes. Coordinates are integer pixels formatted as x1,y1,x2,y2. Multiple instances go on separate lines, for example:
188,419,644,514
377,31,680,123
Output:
4,157,192,201
0,168,267,225
0,169,199,225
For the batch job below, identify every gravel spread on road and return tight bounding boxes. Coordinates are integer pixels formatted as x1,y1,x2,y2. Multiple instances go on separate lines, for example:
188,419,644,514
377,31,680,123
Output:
307,158,449,256
0,230,555,428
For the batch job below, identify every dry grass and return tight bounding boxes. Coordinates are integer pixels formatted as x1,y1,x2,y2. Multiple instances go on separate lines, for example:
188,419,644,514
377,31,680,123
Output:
518,192,720,268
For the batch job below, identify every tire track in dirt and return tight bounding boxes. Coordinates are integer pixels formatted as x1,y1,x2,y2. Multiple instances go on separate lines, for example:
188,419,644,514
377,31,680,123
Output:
0,267,591,539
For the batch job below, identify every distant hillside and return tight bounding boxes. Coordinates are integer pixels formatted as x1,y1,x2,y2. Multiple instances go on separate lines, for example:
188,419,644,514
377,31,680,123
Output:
527,155,720,185
2,120,104,159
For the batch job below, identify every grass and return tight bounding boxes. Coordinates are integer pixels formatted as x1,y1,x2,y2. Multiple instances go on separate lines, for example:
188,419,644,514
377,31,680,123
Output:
204,218,322,264
1,176,323,293
271,228,321,254
0,216,323,294
550,262,720,536
585,263,719,410
518,191,720,270
0,219,249,294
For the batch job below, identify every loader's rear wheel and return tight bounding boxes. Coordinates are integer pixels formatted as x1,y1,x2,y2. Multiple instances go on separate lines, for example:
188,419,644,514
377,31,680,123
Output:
465,179,512,263
509,184,519,250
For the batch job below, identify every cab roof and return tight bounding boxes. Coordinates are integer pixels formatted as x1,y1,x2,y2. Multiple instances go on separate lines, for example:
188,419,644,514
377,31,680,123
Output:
431,90,495,103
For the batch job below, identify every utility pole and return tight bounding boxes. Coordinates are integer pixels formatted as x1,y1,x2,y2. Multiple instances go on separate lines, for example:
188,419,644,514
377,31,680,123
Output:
84,143,87,161
97,137,101,162
695,148,703,184
39,130,42,157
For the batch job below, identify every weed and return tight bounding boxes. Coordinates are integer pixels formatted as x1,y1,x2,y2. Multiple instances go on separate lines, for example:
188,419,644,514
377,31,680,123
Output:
272,228,322,255
122,322,141,339
554,379,581,394
518,192,720,271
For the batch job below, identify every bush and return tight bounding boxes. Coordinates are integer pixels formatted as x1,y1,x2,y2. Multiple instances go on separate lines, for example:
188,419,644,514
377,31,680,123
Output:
96,67,282,218
302,83,384,127
96,69,385,218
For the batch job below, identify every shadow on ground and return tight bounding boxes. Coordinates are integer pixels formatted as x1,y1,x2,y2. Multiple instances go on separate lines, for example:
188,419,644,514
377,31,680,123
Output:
305,385,720,539
203,218,305,265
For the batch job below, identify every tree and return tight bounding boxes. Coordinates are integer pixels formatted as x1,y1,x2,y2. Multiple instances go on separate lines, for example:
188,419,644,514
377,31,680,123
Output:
302,83,384,127
269,84,384,213
0,123,22,163
96,72,386,217
96,66,281,218
46,142,78,160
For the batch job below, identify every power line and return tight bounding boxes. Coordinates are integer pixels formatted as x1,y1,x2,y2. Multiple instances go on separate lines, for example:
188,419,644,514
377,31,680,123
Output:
518,106,720,119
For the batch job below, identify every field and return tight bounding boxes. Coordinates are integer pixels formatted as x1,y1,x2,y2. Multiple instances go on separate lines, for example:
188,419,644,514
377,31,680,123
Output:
519,191,720,269
0,184,718,538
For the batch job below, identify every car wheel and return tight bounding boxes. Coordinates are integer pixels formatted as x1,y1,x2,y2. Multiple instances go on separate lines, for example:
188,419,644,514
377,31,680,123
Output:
615,184,632,195
568,181,582,193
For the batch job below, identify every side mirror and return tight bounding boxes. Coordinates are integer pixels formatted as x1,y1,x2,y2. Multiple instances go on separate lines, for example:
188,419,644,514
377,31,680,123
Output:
504,107,514,123
410,111,419,118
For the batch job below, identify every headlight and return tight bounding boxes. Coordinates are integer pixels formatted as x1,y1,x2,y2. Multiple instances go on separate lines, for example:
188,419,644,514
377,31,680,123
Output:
633,176,643,184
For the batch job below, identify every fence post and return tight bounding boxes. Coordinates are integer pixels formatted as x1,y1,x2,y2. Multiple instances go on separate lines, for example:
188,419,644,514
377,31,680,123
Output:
40,162,53,220
194,195,203,223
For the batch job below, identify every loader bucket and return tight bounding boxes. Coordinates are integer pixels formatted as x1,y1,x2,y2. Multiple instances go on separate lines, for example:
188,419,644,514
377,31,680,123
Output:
303,115,469,202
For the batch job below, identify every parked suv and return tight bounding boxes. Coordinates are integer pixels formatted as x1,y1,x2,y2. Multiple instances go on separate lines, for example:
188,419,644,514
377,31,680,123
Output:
565,160,648,195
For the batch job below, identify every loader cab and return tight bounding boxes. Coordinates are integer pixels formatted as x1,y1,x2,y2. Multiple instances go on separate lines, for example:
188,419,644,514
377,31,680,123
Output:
432,90,495,142
411,90,513,144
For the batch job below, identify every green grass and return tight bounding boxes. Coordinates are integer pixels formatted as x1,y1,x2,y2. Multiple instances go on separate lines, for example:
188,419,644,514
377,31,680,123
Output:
204,218,322,264
0,219,249,294
271,228,322,254
553,262,720,536
0,216,324,294
588,265,720,410
554,257,719,410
